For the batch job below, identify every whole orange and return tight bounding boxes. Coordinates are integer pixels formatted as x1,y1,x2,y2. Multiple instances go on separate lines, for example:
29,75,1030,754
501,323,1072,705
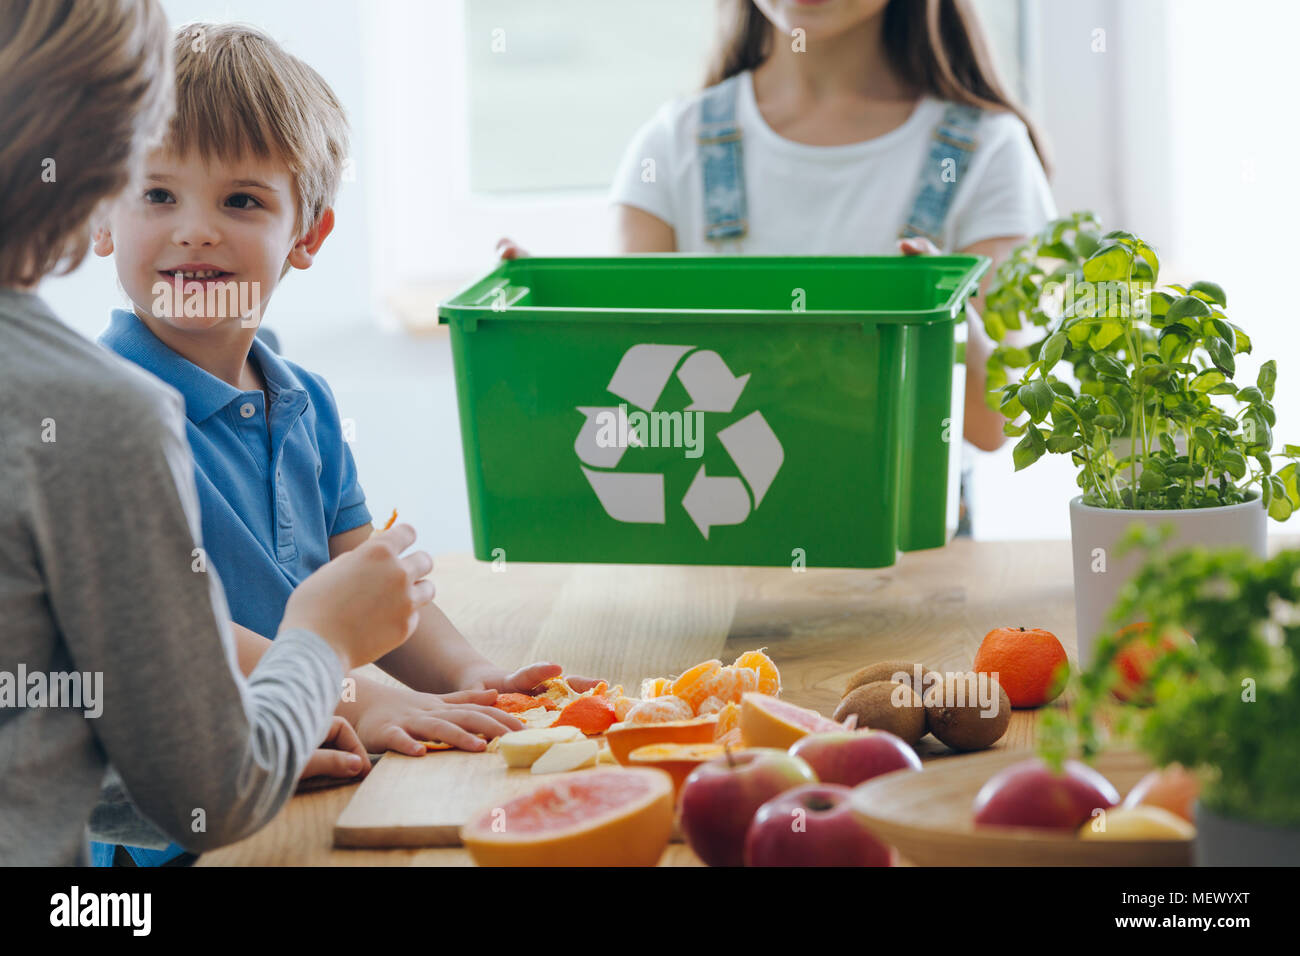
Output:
973,626,1069,708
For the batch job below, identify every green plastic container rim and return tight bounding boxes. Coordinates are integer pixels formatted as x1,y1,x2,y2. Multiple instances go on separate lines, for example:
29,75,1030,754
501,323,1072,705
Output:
439,254,991,327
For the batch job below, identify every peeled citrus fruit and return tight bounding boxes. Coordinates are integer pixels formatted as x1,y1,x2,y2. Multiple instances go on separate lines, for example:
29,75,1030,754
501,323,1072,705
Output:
738,692,841,749
672,659,723,711
973,626,1069,708
639,676,673,698
713,702,741,739
629,743,727,796
733,649,781,696
624,695,694,725
605,716,719,764
461,768,674,867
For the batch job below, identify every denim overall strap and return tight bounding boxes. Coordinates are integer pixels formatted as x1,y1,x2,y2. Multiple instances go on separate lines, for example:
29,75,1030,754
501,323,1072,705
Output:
698,74,748,242
899,103,982,246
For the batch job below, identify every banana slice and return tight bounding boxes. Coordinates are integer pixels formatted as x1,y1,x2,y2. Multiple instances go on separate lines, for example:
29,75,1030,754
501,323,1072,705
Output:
530,739,600,775
497,727,586,768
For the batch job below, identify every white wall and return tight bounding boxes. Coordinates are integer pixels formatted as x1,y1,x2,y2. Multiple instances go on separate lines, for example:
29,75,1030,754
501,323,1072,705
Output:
970,0,1297,542
38,0,373,341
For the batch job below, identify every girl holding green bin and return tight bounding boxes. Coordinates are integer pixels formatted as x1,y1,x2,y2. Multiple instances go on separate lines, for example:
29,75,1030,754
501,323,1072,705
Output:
501,0,1054,535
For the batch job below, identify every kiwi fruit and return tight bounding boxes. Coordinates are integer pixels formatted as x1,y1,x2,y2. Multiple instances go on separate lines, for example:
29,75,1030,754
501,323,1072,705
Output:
842,660,937,700
925,673,1011,752
832,680,926,746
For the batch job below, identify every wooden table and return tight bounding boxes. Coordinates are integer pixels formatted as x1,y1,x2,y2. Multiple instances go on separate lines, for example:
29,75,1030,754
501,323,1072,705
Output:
196,536,1295,866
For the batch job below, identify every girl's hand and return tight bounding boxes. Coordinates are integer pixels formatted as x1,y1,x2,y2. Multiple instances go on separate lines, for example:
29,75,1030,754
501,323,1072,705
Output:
464,661,605,695
297,716,369,786
496,237,529,260
352,684,523,756
898,237,941,256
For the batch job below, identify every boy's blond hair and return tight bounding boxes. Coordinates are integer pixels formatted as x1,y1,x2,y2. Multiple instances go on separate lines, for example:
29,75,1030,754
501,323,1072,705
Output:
167,22,349,236
0,0,172,287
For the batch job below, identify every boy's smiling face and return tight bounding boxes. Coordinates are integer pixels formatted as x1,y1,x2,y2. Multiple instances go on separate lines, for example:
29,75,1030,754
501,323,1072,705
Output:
97,148,332,336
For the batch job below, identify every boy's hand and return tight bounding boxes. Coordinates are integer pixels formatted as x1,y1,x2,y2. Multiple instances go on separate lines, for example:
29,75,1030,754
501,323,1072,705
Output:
282,523,434,671
297,716,369,788
462,661,606,695
353,684,524,756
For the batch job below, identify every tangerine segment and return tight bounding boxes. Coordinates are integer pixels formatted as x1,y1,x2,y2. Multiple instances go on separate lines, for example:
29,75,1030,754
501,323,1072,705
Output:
713,702,741,739
973,626,1069,709
461,768,674,867
553,695,617,735
714,727,744,749
639,677,673,699
624,696,694,725
733,650,781,696
690,665,751,713
696,696,727,716
672,659,723,711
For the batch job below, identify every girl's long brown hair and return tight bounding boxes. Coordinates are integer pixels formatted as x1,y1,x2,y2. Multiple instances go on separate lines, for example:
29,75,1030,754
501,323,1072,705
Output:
705,0,1051,176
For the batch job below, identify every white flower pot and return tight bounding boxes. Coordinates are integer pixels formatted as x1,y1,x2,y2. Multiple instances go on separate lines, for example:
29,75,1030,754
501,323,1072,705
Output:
1068,494,1267,665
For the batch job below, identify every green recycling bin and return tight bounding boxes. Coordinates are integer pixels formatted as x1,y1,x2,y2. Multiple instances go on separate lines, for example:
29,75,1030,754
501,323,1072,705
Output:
438,254,989,568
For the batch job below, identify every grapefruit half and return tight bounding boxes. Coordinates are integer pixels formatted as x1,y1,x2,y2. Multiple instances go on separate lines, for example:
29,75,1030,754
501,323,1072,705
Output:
739,692,841,749
460,768,674,867
743,691,842,749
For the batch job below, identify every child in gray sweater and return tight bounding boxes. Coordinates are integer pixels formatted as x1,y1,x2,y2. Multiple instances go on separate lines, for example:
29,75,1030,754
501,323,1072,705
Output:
0,0,433,866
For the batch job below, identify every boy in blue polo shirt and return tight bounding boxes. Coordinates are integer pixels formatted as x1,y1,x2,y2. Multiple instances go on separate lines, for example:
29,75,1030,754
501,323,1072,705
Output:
92,23,599,866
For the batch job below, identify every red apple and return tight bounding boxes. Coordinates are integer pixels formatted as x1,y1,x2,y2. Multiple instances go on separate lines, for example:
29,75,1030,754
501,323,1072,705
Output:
1122,764,1199,823
678,748,817,867
973,758,1119,830
789,730,922,787
744,784,892,867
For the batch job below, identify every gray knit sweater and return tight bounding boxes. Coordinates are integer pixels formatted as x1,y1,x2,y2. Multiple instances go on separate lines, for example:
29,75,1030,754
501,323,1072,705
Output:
0,289,341,865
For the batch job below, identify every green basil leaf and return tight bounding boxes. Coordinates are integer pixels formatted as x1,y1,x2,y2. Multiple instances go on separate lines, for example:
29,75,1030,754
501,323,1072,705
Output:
1258,359,1277,400
1205,337,1236,376
1013,426,1047,471
1083,244,1133,282
1040,331,1067,369
1188,280,1227,307
1046,434,1083,453
1166,295,1212,323
1221,449,1248,479
1018,378,1056,423
1190,369,1225,392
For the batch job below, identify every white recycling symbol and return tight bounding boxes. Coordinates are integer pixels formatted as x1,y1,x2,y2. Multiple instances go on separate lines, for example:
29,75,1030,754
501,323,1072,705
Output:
574,344,784,539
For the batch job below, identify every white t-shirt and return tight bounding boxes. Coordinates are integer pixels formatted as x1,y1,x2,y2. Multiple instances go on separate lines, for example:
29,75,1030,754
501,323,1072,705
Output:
609,70,1056,254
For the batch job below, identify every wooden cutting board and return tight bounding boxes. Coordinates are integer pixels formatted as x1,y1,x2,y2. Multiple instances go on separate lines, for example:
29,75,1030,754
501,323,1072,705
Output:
333,750,558,848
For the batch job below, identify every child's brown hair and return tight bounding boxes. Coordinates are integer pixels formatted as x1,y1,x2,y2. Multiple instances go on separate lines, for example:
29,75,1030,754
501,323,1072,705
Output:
166,22,350,236
0,0,172,286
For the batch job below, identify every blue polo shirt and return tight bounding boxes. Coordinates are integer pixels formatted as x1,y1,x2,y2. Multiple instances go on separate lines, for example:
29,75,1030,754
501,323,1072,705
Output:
90,310,371,867
99,310,372,637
